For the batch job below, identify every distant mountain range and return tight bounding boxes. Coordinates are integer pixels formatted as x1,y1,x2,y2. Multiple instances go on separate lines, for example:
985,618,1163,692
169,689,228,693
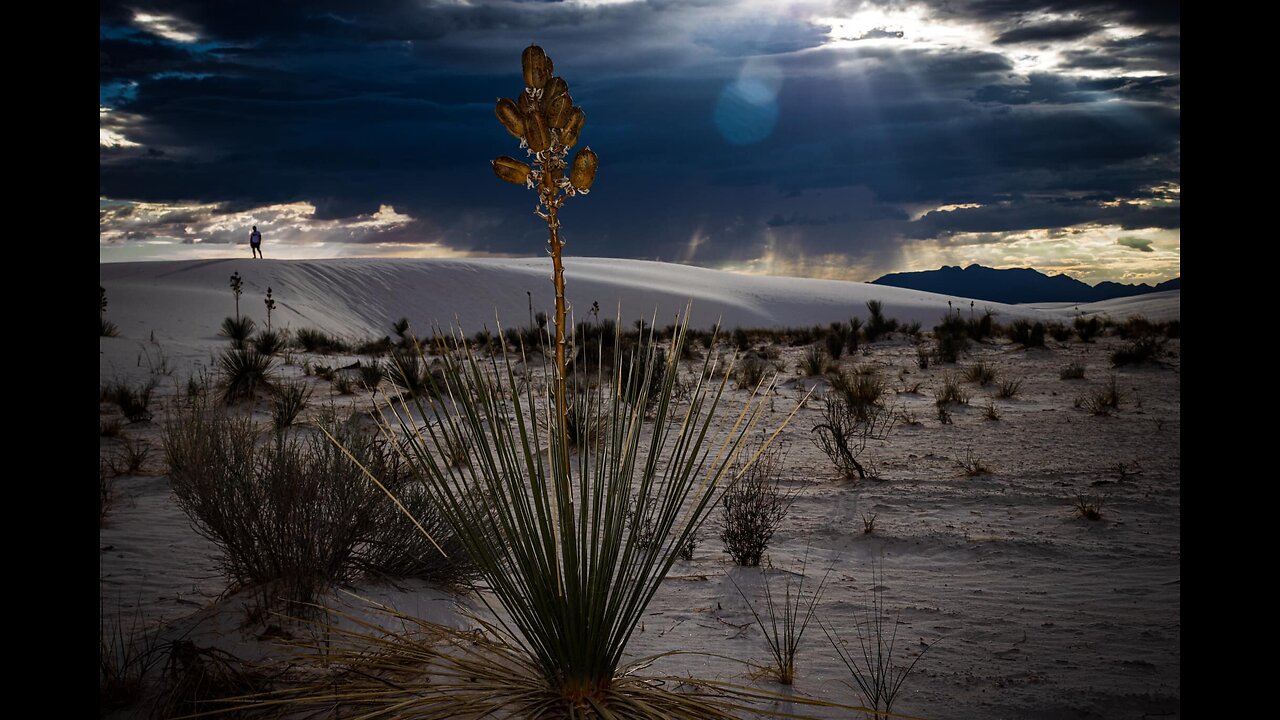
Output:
870,264,1180,304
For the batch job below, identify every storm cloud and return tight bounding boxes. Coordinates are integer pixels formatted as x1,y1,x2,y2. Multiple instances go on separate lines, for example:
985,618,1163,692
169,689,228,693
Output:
100,0,1179,283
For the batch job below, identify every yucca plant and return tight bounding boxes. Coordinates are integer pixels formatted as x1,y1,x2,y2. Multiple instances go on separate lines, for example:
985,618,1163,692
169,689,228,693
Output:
218,345,275,404
220,315,257,348
229,43,870,720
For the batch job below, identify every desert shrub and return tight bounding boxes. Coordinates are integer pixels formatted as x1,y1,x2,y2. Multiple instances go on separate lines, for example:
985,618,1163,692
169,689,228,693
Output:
218,346,276,404
830,367,887,420
719,441,794,566
1073,493,1106,521
387,346,441,398
164,408,466,607
359,360,384,389
1111,336,1165,366
800,345,829,376
219,316,257,348
811,392,896,479
332,372,357,395
353,477,474,586
252,329,285,356
996,377,1023,398
825,322,848,360
1074,316,1102,342
617,340,668,410
1060,363,1086,379
293,327,349,354
356,336,395,356
1163,320,1181,339
963,361,997,386
965,310,996,341
100,416,123,438
932,314,970,363
1009,319,1046,348
106,379,156,423
934,372,970,406
900,320,922,340
732,326,751,351
864,300,898,342
1046,322,1072,342
271,379,312,429
101,316,120,338
736,352,768,390
1116,315,1156,339
108,437,152,476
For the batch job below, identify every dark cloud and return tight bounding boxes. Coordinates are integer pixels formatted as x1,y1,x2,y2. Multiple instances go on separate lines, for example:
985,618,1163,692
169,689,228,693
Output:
100,0,1179,278
1117,236,1154,252
994,19,1101,44
906,200,1179,239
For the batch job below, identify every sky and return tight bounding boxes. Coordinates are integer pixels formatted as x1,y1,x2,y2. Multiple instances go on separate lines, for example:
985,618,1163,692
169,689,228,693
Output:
99,0,1179,285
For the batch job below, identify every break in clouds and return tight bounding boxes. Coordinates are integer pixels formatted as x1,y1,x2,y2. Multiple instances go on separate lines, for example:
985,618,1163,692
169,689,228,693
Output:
99,0,1179,284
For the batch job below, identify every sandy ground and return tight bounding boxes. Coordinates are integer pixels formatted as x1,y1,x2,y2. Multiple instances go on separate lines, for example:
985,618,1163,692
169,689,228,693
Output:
100,259,1179,719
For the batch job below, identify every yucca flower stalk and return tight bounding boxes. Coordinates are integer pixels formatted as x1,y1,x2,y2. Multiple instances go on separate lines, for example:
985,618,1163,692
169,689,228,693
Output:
230,271,243,321
264,286,275,333
492,44,597,443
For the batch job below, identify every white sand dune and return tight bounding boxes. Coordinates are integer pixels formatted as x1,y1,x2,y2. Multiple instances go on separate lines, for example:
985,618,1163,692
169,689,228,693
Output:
100,257,1179,347
100,256,1180,719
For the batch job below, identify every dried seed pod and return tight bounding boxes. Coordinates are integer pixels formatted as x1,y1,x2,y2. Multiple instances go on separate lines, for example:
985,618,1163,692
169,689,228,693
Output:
525,109,551,152
559,107,585,148
492,156,531,185
495,98,525,139
569,147,598,191
545,93,573,129
518,92,538,115
522,45,552,90
542,76,568,103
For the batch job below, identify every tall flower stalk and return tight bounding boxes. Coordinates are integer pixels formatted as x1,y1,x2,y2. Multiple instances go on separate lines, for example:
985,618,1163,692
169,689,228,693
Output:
492,44,598,445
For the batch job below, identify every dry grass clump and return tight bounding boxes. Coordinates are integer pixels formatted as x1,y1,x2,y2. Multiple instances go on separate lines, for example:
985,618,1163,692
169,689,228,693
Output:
732,561,829,686
954,446,991,476
1073,493,1106,521
1060,362,1087,380
1077,374,1122,415
996,377,1023,398
963,361,997,386
934,371,970,406
823,565,937,720
164,402,469,609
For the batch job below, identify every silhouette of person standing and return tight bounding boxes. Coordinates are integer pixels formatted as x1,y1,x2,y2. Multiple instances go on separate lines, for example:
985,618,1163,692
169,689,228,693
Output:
249,226,263,259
